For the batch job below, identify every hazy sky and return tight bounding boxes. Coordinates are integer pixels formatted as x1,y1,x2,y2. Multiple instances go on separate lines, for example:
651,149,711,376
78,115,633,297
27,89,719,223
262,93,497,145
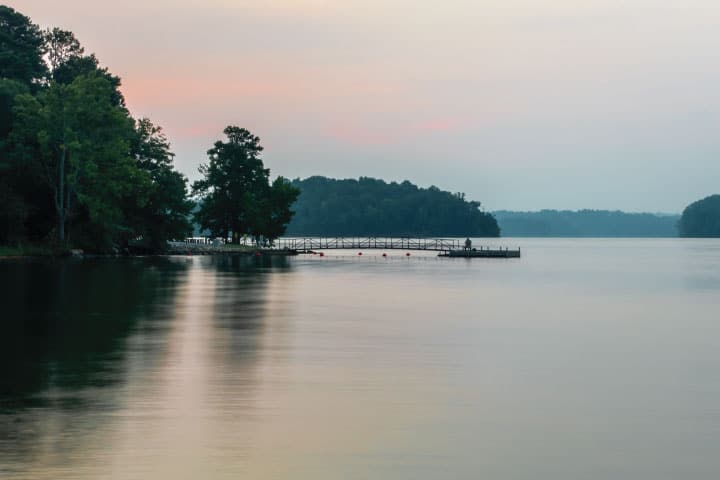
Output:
13,0,720,212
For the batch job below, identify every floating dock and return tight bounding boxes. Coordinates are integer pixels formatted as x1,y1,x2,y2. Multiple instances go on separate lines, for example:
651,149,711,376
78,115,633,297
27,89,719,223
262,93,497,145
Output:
438,248,521,258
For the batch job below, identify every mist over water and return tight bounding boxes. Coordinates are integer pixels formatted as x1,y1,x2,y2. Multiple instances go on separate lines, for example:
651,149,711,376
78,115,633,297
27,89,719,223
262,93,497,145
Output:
1,239,720,479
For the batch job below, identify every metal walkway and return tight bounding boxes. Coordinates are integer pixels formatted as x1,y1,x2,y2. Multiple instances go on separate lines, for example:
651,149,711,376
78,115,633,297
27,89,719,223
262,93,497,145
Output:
272,237,518,255
178,237,521,257
273,237,462,252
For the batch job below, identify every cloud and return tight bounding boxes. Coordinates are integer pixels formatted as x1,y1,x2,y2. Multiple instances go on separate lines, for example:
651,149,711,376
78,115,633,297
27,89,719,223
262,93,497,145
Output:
122,75,296,108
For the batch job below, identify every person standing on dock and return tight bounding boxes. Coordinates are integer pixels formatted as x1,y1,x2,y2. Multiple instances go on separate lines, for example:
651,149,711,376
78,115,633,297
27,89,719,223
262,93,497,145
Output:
464,238,472,251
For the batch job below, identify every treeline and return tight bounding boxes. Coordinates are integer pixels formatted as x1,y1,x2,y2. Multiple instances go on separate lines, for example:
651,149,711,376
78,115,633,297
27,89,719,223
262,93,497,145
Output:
285,176,500,237
493,210,680,237
0,6,191,251
679,195,720,237
0,6,297,252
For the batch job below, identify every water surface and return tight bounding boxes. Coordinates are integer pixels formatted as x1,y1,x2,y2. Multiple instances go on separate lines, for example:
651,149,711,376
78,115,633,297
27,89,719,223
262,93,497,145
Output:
1,239,719,479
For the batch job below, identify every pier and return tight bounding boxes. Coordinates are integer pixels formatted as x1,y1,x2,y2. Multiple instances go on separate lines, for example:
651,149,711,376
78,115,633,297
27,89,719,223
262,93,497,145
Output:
273,237,521,257
174,237,521,258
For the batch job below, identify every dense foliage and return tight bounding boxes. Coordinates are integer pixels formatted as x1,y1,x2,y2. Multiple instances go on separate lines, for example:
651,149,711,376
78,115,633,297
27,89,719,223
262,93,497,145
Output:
286,176,499,237
678,195,720,237
1,7,300,252
0,6,47,85
193,127,299,244
493,210,680,237
0,6,192,251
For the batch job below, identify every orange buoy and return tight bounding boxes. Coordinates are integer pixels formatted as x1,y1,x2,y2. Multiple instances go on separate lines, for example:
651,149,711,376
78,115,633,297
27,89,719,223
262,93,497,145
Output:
406,252,411,257
319,252,325,257
358,252,363,256
382,253,387,257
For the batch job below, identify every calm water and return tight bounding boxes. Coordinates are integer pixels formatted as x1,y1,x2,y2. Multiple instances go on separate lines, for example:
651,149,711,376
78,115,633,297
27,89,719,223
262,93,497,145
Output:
1,239,719,479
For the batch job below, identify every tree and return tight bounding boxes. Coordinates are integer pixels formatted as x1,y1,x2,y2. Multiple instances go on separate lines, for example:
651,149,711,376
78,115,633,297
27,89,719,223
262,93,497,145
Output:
0,6,47,85
0,79,30,242
11,72,138,247
254,177,300,243
193,126,268,243
43,29,126,107
52,54,125,106
43,28,84,73
124,118,193,251
0,78,26,144
193,126,298,244
1,7,198,252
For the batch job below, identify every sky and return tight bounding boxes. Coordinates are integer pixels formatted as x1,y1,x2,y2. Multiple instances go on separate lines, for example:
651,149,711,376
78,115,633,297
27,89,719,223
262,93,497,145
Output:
13,0,720,212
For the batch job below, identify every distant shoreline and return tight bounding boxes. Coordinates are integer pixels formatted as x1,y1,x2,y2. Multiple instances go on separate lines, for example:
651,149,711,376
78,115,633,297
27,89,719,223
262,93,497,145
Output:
493,210,680,238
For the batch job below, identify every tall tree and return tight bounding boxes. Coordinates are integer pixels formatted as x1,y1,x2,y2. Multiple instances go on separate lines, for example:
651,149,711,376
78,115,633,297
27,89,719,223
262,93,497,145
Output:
193,127,298,244
0,6,47,85
0,78,30,242
124,118,193,250
193,126,268,243
43,28,85,72
1,7,199,251
11,72,137,246
43,28,84,73
0,7,43,241
43,30,126,106
53,54,125,106
0,78,26,144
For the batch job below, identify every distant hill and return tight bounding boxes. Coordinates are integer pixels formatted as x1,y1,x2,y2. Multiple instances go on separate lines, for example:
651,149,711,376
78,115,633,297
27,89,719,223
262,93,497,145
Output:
286,176,499,237
679,195,720,237
493,210,680,237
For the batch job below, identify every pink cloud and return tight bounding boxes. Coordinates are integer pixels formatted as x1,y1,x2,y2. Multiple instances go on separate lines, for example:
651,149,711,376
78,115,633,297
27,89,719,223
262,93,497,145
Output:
122,75,296,108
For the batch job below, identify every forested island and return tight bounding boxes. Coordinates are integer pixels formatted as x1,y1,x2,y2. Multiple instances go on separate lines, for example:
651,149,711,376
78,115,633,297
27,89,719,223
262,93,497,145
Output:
493,210,680,237
285,176,500,237
679,195,720,237
0,6,297,254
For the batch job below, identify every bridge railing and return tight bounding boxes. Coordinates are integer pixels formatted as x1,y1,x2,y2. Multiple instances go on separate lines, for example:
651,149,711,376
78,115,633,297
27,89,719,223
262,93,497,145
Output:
272,237,465,252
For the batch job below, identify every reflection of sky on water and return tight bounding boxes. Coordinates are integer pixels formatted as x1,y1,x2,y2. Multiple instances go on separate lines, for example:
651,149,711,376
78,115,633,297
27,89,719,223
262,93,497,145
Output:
1,240,719,479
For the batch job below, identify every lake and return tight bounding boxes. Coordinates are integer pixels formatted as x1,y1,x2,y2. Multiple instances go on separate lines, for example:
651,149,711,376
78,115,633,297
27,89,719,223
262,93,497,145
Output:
1,238,719,479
